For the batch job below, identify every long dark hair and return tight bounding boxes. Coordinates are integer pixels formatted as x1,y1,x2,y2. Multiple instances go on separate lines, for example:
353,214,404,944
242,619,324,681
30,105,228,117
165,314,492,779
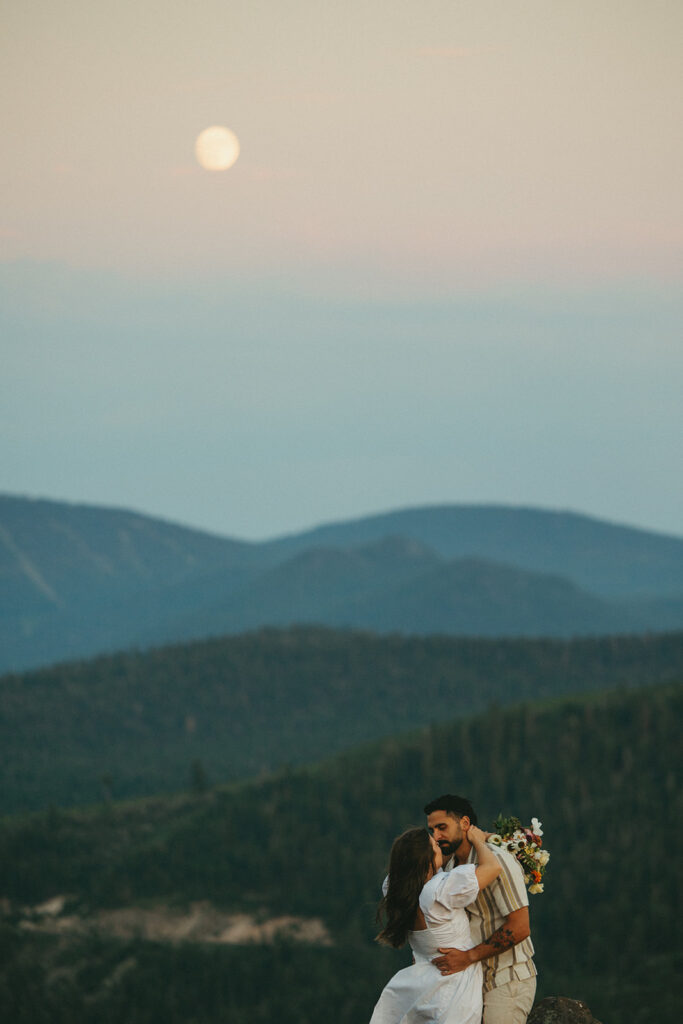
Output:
375,828,436,949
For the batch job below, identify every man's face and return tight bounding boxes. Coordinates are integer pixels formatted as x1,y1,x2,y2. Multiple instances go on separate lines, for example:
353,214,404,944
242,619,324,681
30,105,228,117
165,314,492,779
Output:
427,809,469,857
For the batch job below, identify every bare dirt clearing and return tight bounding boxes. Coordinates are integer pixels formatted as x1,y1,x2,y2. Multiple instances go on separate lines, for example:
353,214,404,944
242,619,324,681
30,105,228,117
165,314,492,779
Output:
17,897,333,945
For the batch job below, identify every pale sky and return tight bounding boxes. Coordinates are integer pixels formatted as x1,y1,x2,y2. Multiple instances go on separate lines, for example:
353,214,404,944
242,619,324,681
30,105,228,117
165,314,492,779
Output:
1,1,682,539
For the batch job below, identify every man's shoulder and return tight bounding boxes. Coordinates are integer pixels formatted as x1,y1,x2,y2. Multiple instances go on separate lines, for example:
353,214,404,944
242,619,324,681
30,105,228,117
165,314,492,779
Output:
454,845,524,876
488,844,530,908
489,843,525,875
489,844,519,866
464,844,519,868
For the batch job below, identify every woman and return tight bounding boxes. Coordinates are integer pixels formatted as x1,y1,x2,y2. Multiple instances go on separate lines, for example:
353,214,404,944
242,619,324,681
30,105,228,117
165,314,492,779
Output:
370,824,501,1024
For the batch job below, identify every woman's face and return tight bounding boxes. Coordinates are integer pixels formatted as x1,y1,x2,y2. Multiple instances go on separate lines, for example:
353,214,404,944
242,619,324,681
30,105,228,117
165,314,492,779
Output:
429,834,444,871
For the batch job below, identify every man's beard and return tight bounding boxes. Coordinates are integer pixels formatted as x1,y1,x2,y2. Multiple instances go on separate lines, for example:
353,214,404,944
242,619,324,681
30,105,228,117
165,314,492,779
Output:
437,838,461,857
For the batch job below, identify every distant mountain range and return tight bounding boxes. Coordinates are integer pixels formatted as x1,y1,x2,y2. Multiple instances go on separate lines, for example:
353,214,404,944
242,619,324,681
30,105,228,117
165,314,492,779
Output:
1,493,682,673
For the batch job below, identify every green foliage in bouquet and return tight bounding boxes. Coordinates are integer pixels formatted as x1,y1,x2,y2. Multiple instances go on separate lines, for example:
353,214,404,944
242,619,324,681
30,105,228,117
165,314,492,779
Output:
492,813,522,836
488,814,548,894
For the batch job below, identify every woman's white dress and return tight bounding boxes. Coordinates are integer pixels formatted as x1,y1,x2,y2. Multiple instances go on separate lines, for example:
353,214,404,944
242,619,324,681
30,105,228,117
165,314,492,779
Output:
370,865,483,1024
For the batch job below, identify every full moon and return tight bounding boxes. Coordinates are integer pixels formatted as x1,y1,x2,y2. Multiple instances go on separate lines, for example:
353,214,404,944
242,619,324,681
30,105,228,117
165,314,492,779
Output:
195,126,240,171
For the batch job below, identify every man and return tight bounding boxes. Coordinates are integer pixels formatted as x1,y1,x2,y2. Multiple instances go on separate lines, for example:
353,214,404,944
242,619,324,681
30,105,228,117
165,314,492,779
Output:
425,794,536,1024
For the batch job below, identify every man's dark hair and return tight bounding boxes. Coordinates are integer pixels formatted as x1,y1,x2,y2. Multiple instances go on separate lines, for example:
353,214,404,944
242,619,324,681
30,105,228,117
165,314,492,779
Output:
423,794,478,825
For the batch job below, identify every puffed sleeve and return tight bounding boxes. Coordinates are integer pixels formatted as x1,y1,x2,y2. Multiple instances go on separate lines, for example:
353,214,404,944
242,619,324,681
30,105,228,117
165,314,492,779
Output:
431,864,479,911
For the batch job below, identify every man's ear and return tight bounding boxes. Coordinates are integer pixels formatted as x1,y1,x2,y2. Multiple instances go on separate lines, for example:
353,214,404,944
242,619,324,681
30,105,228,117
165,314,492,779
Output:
460,815,471,831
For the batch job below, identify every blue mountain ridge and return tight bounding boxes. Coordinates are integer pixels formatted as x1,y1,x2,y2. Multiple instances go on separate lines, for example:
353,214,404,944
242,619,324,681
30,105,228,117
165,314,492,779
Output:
1,493,682,673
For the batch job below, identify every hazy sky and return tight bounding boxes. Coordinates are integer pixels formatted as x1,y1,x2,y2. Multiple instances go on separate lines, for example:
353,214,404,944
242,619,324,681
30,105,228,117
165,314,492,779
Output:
2,1,681,538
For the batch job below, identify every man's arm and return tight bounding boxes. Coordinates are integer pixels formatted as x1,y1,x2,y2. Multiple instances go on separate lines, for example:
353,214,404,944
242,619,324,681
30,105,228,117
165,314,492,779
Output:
431,907,530,975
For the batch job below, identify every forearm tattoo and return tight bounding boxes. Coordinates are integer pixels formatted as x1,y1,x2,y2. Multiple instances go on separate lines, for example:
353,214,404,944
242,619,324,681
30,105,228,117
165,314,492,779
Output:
486,925,515,954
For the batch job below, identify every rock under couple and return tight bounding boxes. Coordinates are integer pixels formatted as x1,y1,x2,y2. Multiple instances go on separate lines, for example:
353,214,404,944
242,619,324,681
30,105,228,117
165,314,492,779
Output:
370,794,536,1024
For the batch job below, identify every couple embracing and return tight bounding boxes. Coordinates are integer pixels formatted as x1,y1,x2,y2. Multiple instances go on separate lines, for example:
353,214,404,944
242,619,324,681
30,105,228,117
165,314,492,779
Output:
370,794,536,1024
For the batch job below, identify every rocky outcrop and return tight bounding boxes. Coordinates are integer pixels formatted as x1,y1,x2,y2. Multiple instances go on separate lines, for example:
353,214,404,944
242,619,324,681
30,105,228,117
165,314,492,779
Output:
529,997,602,1024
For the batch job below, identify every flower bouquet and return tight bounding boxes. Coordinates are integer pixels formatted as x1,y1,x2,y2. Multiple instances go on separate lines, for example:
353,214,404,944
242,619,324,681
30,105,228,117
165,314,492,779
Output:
487,814,549,894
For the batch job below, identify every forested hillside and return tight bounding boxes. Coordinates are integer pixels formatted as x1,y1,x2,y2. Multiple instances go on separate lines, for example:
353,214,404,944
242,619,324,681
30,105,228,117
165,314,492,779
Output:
3,627,682,813
1,683,680,1024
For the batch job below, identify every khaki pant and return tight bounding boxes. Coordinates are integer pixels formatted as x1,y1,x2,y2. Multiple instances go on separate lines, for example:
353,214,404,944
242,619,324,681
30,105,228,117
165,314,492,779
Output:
483,976,537,1024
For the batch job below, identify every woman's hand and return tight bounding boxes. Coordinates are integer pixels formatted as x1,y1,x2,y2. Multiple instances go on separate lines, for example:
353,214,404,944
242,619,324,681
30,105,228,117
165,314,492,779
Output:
466,825,487,846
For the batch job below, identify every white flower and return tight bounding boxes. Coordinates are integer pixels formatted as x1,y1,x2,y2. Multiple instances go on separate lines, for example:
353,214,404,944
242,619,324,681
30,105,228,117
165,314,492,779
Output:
539,851,550,866
533,850,542,861
487,834,503,846
531,818,543,837
528,883,544,895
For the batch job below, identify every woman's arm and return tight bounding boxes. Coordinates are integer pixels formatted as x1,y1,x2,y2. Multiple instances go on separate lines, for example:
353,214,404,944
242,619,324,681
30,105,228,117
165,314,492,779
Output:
468,825,502,890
